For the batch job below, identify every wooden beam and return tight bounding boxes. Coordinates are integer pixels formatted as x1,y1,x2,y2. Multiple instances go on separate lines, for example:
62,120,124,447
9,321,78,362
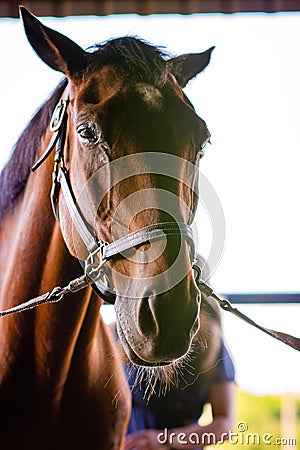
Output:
1,0,300,18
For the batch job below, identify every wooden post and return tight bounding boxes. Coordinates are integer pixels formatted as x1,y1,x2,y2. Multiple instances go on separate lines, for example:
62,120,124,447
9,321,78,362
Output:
280,393,297,450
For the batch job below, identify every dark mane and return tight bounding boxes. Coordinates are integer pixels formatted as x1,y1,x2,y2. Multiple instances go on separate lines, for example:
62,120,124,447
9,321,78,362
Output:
0,79,67,222
87,36,170,86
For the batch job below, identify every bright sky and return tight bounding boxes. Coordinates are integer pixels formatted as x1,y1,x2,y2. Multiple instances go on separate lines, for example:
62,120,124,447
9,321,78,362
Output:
0,12,299,394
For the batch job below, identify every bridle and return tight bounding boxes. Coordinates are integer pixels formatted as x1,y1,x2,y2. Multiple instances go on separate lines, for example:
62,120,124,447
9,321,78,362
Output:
31,87,196,305
1,85,300,353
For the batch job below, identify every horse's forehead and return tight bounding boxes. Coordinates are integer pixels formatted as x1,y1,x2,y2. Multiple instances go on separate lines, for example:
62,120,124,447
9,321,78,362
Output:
135,84,163,110
74,66,184,109
72,68,203,141
75,66,124,104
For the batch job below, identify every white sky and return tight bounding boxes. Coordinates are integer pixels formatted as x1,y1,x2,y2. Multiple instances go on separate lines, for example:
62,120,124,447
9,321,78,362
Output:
1,12,299,394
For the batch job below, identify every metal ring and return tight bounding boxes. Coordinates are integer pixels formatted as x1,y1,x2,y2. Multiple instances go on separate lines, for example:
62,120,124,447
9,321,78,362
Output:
192,262,202,284
85,259,107,282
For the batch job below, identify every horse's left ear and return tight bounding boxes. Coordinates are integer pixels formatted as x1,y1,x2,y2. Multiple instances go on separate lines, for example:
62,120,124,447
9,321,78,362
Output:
19,6,88,76
168,47,215,87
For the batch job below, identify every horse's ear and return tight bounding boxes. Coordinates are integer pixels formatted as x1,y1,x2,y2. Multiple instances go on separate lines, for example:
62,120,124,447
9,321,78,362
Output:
168,47,215,87
19,6,88,76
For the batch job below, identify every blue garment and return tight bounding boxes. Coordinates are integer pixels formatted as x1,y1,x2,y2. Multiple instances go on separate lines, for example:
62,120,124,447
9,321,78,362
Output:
125,343,235,438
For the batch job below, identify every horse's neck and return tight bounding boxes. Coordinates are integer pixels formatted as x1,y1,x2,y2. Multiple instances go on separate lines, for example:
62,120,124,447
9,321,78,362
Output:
0,159,100,401
0,156,130,449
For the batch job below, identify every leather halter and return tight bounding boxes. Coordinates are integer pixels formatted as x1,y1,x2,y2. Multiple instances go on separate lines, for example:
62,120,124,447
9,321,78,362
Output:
25,85,300,352
32,88,196,304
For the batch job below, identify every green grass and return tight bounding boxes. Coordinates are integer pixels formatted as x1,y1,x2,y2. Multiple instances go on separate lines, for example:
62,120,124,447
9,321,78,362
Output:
206,387,299,449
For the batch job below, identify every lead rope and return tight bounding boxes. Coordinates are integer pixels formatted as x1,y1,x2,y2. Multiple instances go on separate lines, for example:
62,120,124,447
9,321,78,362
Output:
0,261,106,318
0,260,299,352
193,264,300,352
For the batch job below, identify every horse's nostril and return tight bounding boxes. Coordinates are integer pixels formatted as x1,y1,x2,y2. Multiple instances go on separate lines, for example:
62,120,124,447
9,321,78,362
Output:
137,292,159,337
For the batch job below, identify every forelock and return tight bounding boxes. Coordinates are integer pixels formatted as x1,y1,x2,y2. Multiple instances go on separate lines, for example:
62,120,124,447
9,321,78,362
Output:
86,36,170,87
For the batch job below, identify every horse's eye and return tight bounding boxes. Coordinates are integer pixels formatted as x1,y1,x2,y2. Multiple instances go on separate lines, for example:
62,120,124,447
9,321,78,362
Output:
77,123,100,145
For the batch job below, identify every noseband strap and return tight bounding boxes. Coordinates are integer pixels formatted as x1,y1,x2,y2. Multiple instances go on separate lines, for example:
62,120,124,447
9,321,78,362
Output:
102,222,195,260
90,221,195,304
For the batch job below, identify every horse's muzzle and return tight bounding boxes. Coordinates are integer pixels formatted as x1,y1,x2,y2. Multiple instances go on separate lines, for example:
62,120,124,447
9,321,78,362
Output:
115,276,200,366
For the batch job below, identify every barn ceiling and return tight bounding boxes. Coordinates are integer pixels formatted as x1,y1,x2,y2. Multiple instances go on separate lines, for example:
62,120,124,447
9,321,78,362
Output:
1,0,300,18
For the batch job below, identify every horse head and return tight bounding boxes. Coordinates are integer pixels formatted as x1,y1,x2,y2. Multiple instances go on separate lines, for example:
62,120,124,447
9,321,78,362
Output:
21,7,213,367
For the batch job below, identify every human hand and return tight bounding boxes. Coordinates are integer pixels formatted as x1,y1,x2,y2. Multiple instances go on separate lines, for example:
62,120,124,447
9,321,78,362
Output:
125,429,170,450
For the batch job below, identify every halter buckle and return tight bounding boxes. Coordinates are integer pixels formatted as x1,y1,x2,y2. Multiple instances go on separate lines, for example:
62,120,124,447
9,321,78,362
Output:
50,99,68,132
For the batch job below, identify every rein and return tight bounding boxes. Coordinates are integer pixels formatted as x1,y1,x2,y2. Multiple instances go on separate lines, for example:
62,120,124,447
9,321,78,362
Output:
1,87,299,353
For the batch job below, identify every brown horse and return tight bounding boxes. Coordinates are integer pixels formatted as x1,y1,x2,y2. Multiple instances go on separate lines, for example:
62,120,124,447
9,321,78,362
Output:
0,7,213,450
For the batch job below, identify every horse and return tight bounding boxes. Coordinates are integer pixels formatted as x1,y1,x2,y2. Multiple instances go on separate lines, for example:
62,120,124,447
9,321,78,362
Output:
0,7,214,449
